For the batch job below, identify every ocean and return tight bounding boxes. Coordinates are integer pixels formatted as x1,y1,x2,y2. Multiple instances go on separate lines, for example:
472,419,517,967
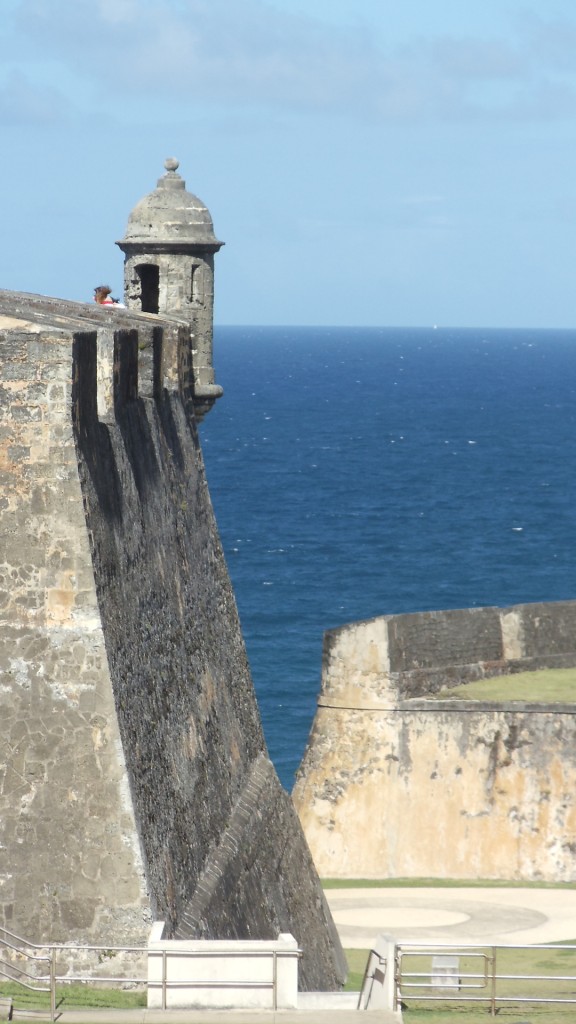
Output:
200,326,576,790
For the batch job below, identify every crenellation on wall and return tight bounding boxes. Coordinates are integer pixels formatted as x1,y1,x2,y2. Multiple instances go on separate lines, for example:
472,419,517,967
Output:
517,601,576,658
388,607,503,676
320,616,393,708
0,290,200,409
501,608,523,660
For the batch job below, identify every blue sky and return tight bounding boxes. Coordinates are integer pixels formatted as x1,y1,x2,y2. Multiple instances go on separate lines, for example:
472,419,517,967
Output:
1,0,576,327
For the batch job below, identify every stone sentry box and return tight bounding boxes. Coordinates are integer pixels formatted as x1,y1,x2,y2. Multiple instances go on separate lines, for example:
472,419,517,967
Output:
117,158,224,419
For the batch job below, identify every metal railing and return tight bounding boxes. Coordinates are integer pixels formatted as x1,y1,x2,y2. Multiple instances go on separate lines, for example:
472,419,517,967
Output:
0,927,149,1020
396,941,576,1014
148,946,296,1011
0,925,56,1019
0,926,299,1019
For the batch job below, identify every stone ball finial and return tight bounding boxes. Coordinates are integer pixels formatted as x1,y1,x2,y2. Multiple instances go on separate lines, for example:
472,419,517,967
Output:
164,157,180,173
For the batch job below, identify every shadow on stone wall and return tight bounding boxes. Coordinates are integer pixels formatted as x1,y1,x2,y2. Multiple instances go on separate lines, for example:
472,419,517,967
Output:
72,322,346,990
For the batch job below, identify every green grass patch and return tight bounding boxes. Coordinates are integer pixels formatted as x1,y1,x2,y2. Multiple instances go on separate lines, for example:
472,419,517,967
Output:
0,980,146,1012
344,948,369,992
400,944,576,1022
345,944,576,1024
323,877,576,889
345,938,576,1022
436,666,576,702
403,1009,576,1023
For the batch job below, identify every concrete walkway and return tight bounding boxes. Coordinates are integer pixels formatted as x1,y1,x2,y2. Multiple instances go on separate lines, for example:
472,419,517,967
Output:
39,1006,399,1023
41,1013,395,1024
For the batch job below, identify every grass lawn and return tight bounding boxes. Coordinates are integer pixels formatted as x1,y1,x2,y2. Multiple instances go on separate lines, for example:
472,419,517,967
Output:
346,944,576,1022
402,1010,576,1023
0,980,146,1013
436,666,576,702
344,947,370,992
323,876,576,889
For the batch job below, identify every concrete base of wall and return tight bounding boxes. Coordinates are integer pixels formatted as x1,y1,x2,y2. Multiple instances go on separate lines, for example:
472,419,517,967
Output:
147,923,299,1009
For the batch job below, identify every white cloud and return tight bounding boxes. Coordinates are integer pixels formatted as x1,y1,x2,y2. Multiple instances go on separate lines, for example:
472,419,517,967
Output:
97,0,139,24
522,11,576,72
14,0,378,108
419,35,526,81
5,0,576,124
0,69,74,124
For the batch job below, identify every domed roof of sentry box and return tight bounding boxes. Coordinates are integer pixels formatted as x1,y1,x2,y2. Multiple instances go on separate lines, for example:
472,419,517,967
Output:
119,158,223,250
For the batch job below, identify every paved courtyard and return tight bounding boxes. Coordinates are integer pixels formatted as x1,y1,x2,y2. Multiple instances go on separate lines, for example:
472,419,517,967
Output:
326,885,576,948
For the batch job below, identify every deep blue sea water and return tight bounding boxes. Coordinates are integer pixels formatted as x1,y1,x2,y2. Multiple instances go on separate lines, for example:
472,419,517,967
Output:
200,326,576,790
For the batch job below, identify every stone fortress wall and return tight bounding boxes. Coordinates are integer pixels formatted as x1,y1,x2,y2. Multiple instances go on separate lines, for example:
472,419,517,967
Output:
293,601,576,881
0,171,346,993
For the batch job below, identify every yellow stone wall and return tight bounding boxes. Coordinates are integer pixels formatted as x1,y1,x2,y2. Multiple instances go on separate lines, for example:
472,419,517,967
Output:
294,605,576,881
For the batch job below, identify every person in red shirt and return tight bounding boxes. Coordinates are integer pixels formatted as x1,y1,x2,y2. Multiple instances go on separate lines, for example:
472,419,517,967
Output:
93,285,124,307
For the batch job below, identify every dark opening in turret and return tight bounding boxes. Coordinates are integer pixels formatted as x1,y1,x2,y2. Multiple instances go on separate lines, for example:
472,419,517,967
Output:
137,264,159,314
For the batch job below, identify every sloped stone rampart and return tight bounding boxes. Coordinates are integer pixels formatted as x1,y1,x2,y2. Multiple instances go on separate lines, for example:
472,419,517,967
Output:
0,291,346,990
293,604,576,880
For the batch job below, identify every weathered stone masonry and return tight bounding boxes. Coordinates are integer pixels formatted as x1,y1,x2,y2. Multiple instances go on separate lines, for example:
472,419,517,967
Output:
0,290,346,990
0,298,149,943
293,602,576,881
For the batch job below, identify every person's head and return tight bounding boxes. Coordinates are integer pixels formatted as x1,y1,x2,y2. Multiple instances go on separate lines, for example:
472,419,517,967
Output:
94,285,112,304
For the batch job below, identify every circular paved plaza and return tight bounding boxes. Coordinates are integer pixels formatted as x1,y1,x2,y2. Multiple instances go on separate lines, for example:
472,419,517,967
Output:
325,886,576,948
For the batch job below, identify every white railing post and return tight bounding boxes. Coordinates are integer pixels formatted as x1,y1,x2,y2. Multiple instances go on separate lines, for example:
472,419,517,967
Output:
272,949,277,1011
50,951,56,1022
358,933,397,1011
